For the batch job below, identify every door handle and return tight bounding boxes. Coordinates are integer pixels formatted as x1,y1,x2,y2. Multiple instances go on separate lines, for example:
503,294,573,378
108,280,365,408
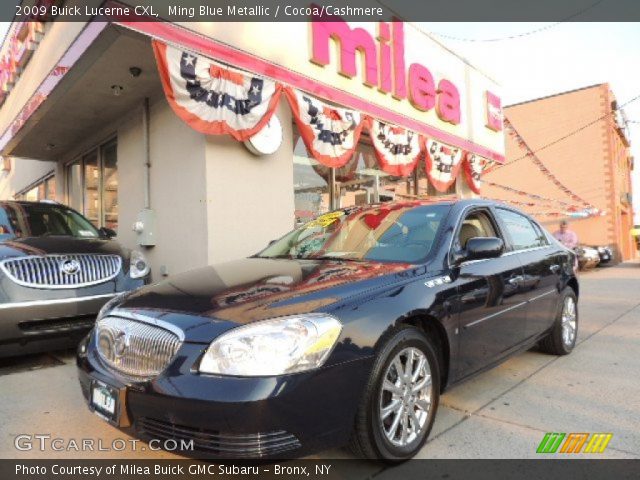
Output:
508,275,524,286
550,264,561,273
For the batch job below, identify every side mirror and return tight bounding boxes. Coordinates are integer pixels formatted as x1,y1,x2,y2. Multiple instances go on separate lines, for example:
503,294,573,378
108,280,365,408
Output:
462,237,504,262
99,227,117,239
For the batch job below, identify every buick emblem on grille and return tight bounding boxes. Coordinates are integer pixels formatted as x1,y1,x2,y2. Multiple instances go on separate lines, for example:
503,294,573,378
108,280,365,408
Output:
60,259,81,276
113,328,131,358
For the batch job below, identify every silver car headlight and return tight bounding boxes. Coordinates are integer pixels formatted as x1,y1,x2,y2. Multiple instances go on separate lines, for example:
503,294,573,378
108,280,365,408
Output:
199,314,342,376
130,250,150,279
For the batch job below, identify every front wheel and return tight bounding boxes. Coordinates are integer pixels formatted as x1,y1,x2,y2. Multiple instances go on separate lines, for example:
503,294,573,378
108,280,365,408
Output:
539,288,578,355
349,327,440,461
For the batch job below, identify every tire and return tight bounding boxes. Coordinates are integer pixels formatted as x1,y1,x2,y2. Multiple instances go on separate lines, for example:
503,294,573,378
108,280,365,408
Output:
539,288,578,355
349,326,440,461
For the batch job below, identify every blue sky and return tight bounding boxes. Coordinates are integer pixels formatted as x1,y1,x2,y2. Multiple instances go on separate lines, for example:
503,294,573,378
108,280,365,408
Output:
1,21,639,222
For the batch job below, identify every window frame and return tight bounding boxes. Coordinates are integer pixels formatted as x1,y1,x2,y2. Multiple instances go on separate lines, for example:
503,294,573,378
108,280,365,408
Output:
64,136,117,229
494,207,549,252
14,172,56,202
448,206,506,267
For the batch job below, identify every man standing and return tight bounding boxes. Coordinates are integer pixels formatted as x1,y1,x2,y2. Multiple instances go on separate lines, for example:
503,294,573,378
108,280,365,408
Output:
553,220,579,249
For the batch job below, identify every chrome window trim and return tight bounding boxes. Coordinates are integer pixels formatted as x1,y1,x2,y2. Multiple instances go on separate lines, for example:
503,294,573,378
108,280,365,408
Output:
0,254,122,289
108,308,186,342
0,292,118,310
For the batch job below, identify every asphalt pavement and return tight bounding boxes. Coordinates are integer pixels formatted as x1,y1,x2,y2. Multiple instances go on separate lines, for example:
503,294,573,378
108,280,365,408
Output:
1,262,639,464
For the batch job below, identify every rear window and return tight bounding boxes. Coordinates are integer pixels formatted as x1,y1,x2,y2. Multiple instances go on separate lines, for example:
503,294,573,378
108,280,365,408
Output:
0,203,100,240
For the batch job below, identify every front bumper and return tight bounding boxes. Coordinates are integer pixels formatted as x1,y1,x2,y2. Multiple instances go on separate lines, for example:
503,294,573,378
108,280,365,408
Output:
77,341,372,459
0,293,118,357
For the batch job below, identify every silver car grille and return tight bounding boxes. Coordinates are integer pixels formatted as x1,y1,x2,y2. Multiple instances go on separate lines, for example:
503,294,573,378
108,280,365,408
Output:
95,315,182,380
0,254,122,289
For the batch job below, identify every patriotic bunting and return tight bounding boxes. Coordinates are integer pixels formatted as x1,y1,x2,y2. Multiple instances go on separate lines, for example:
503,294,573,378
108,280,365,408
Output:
425,139,464,192
463,153,495,194
152,41,282,141
151,43,503,192
367,118,422,176
285,87,364,168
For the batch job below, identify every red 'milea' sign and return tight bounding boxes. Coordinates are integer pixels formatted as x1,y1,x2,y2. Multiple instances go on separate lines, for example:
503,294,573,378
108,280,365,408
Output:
311,21,461,126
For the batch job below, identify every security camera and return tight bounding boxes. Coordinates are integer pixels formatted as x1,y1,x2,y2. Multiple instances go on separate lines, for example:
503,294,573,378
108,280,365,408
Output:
129,66,142,78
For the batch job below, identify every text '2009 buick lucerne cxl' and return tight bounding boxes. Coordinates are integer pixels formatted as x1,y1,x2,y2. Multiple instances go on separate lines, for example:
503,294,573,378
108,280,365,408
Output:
77,199,579,461
0,201,150,358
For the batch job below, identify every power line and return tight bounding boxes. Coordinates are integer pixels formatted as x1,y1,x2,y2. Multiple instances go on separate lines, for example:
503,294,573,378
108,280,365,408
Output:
495,91,640,169
425,0,606,43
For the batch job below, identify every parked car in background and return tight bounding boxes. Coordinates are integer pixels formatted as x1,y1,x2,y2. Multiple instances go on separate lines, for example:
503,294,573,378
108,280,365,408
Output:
0,201,150,358
574,245,600,270
78,199,579,461
591,245,613,266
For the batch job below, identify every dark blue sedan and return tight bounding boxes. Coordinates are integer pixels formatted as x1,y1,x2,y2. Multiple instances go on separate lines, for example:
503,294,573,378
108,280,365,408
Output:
77,199,579,461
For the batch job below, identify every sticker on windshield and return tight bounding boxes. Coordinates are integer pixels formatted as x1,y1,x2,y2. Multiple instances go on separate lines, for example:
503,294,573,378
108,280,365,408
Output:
78,230,97,237
305,211,345,229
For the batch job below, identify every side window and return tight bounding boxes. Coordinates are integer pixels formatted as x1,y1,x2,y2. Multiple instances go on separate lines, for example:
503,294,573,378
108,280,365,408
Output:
457,210,498,249
496,209,546,250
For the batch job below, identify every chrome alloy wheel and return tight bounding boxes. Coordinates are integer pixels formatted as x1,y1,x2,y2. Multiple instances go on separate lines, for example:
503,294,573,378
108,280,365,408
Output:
379,347,432,447
561,296,577,346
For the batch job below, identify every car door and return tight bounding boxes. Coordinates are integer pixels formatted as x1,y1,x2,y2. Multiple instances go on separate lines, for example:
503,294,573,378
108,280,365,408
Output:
451,207,529,377
494,208,563,340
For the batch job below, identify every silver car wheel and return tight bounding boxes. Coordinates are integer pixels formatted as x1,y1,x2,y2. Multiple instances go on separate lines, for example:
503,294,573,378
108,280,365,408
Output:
561,296,577,346
379,347,432,447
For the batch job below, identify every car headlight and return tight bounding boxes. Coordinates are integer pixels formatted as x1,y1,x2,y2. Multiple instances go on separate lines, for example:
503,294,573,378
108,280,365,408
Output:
199,314,342,376
130,250,150,279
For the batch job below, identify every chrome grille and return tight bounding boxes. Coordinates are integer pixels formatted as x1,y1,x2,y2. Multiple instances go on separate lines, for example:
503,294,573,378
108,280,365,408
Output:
95,315,182,380
0,254,122,289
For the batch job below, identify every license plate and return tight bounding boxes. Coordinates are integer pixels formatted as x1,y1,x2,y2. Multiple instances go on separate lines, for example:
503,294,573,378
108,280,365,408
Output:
91,381,118,421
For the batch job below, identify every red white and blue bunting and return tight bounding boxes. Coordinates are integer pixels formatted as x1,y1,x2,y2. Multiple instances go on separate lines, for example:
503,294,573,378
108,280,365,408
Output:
152,41,282,141
463,152,495,195
367,118,422,176
285,87,364,168
424,139,464,192
152,41,499,191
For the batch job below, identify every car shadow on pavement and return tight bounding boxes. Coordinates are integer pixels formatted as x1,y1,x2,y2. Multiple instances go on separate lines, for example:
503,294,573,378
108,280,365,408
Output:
0,348,74,377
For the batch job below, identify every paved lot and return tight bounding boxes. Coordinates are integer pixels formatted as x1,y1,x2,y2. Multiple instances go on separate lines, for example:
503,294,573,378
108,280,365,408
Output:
1,262,639,463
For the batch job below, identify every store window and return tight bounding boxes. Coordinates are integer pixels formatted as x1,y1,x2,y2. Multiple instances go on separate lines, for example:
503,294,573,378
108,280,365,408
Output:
65,138,118,230
293,132,331,227
292,129,416,226
15,174,56,202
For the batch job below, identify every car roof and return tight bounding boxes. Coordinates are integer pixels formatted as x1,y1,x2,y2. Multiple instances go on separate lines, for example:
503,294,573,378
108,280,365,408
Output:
0,200,66,208
337,197,507,214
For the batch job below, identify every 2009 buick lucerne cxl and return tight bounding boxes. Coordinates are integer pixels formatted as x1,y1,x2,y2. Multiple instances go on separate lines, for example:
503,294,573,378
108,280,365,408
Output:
77,199,579,460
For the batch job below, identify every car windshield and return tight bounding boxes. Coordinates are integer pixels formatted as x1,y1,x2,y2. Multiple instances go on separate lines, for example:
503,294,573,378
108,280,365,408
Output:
0,203,100,240
257,204,450,263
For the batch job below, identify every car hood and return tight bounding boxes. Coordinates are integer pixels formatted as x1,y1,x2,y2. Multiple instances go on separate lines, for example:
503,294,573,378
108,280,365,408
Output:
115,257,419,342
0,236,127,259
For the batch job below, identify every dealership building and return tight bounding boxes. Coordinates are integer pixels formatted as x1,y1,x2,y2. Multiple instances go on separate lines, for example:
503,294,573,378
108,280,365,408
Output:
484,84,636,262
0,14,505,280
